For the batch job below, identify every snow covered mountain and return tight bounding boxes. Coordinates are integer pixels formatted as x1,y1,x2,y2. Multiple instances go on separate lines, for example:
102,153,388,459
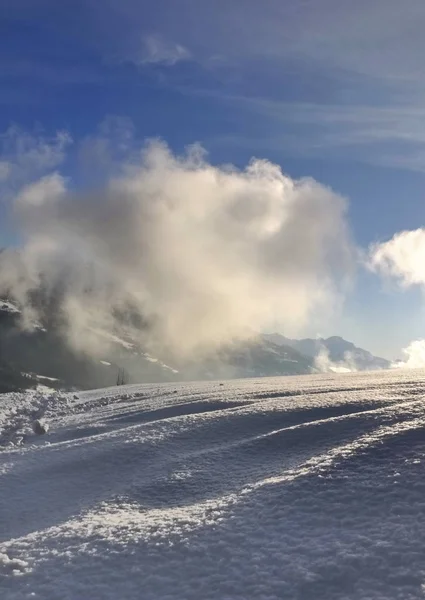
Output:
0,299,314,390
2,369,425,599
1,298,390,392
0,299,182,391
264,333,390,371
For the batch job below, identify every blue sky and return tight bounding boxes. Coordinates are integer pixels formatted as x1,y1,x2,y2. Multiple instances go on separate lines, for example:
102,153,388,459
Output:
2,0,425,359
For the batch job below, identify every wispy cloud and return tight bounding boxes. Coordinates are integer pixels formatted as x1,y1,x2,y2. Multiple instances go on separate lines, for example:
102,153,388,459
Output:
92,1,425,171
6,1,425,171
132,34,191,67
78,116,136,177
0,126,72,198
91,1,425,82
186,89,425,172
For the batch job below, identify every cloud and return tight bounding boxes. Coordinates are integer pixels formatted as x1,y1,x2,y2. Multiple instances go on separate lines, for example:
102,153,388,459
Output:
78,116,136,177
370,230,425,364
86,0,425,80
369,228,425,288
0,126,72,197
16,172,67,210
314,346,356,373
101,2,425,173
133,34,191,66
392,339,425,369
0,136,353,359
192,90,425,172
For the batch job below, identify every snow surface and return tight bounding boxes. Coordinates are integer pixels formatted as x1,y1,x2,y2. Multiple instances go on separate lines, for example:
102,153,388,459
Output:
3,370,425,599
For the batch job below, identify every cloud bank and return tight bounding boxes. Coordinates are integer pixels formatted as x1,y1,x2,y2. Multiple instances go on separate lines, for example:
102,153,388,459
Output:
0,134,353,359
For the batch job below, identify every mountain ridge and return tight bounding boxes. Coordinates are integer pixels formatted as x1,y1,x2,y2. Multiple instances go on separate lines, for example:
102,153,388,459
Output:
0,298,390,392
263,332,391,371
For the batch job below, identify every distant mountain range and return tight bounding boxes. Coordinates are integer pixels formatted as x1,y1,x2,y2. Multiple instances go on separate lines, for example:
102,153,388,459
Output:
0,297,391,393
263,333,391,371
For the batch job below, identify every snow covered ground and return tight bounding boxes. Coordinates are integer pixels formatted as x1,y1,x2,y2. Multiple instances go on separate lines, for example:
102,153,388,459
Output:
2,370,425,599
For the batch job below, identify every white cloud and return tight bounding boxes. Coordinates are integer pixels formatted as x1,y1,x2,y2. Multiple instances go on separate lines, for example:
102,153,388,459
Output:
370,230,425,363
0,138,353,359
392,339,425,369
369,228,425,288
135,34,191,66
314,346,356,373
16,173,67,209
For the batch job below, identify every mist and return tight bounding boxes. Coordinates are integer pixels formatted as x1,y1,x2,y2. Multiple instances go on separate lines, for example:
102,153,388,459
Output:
392,339,425,369
314,346,357,373
0,139,353,360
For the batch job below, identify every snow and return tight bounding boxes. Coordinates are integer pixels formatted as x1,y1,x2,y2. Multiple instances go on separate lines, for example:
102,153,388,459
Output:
0,301,21,315
143,353,179,373
161,363,179,374
3,370,425,598
0,300,46,332
34,375,59,382
90,328,136,350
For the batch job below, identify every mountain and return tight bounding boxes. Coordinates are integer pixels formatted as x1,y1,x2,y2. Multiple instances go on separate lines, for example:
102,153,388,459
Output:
0,299,181,392
264,333,390,371
0,297,390,393
0,299,315,392
181,337,314,380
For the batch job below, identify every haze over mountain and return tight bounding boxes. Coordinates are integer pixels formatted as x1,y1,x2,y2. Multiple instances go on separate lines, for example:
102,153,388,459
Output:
0,297,391,393
264,333,391,372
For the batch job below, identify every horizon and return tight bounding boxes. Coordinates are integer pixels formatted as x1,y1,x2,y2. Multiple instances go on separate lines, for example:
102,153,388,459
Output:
2,1,425,362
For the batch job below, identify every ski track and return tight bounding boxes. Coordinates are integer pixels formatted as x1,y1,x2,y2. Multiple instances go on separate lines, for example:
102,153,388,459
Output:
2,370,425,599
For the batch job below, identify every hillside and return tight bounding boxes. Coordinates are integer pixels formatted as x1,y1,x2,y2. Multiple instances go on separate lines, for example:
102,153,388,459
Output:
0,299,394,393
0,299,314,391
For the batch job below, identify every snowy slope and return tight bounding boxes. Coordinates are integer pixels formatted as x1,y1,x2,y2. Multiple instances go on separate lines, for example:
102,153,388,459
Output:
2,370,425,599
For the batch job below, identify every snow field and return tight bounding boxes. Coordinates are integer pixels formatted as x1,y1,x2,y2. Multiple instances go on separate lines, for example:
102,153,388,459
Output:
2,370,425,599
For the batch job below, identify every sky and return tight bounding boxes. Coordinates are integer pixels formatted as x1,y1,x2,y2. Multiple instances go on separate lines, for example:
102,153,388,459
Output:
1,0,425,360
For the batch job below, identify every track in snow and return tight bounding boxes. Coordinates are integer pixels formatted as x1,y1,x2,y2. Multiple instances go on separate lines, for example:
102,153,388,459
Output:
2,370,425,599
